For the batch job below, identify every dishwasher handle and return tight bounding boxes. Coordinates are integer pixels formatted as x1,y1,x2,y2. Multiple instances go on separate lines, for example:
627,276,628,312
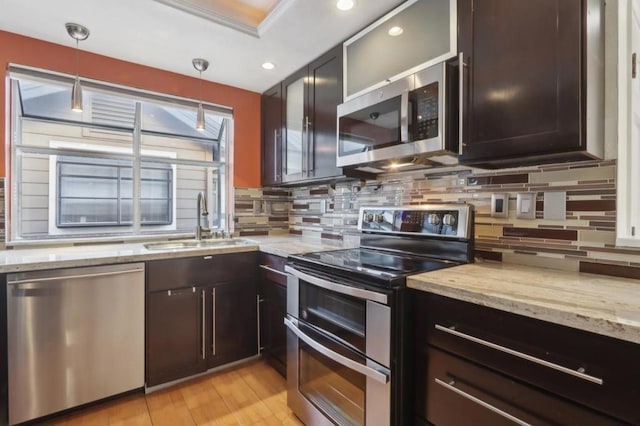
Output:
8,268,145,285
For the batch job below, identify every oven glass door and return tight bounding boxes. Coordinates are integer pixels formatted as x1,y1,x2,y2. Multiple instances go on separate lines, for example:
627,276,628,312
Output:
338,96,402,156
298,321,366,425
299,280,366,353
286,316,391,426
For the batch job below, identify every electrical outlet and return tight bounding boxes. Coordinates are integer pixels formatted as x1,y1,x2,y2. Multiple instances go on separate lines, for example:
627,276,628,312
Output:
491,193,508,218
516,193,537,219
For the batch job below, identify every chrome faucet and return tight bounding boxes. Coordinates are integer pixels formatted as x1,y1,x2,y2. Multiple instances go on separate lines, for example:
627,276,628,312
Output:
195,191,211,240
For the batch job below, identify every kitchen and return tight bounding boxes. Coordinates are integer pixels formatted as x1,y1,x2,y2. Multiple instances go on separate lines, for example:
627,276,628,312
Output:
0,2,638,424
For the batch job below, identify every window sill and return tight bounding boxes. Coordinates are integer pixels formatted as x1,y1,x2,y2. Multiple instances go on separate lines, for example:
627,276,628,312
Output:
6,232,199,249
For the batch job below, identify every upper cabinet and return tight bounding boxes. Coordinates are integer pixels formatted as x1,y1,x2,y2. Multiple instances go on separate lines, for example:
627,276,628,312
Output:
458,0,605,168
262,45,343,186
344,0,457,100
262,82,283,187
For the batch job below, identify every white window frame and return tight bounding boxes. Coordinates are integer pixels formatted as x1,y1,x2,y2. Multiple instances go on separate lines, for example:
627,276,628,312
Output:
616,0,640,247
7,65,234,245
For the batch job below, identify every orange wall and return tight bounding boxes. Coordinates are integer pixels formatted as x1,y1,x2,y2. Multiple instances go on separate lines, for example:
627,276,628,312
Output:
0,30,261,187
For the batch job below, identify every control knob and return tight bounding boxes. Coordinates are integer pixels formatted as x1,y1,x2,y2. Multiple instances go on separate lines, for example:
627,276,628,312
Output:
427,213,440,225
443,214,456,226
375,214,385,223
365,213,374,223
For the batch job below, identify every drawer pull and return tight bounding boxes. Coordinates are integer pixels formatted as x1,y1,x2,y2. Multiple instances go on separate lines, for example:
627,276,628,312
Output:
259,264,289,277
435,378,531,426
435,324,604,385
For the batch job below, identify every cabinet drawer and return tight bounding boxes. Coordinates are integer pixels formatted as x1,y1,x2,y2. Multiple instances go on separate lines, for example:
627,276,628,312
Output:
147,256,214,292
211,251,258,282
259,253,288,285
415,292,640,424
417,346,620,426
147,252,258,292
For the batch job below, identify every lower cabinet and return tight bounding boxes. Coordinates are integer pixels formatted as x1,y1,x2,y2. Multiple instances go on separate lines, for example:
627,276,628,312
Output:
258,253,288,377
146,253,258,387
209,280,258,368
147,287,206,387
412,291,640,425
418,346,619,426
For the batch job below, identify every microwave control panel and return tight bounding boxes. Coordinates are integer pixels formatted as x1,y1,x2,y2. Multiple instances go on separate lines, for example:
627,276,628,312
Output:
412,82,439,140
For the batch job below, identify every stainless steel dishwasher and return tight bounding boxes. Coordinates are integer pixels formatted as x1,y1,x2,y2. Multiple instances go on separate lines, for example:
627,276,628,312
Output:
7,263,145,425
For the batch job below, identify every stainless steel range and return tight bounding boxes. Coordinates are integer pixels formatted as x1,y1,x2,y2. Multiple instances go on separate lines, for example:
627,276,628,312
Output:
285,204,474,425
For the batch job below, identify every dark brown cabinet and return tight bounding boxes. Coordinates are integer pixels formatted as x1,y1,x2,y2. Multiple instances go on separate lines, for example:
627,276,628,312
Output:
209,279,258,368
262,45,343,185
146,252,258,387
147,287,206,386
262,82,283,186
257,254,288,377
458,0,603,168
412,291,640,425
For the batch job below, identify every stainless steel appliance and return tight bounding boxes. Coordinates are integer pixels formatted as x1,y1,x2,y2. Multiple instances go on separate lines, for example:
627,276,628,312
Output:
337,59,462,172
285,204,474,425
7,263,145,425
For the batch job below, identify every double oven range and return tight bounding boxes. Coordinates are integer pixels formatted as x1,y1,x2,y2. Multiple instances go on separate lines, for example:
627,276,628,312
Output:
284,204,474,425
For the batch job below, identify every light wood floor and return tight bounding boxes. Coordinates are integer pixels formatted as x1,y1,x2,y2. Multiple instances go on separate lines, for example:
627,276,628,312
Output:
46,360,303,426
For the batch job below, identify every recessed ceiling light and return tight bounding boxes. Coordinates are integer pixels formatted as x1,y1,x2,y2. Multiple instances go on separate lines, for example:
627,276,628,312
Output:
262,62,275,70
388,26,404,36
336,0,355,11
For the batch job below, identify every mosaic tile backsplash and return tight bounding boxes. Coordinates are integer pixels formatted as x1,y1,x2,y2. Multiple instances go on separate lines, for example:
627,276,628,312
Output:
236,159,640,278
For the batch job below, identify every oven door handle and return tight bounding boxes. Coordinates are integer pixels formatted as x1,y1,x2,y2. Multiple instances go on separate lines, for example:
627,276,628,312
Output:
285,266,388,305
284,317,390,384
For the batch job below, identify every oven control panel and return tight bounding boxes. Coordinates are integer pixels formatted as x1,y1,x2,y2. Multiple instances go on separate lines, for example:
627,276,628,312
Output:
358,204,472,239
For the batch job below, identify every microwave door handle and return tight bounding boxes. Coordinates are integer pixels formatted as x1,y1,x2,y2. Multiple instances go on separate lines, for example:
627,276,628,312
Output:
284,317,390,384
400,90,409,142
285,265,388,304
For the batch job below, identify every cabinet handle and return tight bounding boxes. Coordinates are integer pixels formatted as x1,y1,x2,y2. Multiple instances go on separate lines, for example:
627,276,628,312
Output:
259,264,289,277
274,129,280,181
458,51,466,153
305,115,313,175
201,289,206,360
435,378,531,426
301,117,307,176
435,324,603,385
212,288,216,356
257,295,265,354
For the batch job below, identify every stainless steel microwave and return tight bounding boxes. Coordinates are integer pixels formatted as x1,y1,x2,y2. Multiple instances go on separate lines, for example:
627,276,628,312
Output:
336,60,461,171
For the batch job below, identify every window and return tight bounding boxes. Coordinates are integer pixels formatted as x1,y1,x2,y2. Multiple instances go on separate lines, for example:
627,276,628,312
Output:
8,66,232,243
56,159,173,227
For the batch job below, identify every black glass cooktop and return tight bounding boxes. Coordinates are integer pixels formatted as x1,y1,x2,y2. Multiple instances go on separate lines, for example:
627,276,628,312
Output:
291,248,456,280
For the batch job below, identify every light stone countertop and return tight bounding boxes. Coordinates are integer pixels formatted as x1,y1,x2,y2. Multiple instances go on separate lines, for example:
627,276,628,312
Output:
0,235,354,274
408,262,640,344
247,235,358,257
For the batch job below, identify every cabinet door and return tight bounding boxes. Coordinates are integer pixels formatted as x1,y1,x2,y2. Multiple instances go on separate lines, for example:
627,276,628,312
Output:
147,287,206,387
282,67,308,183
307,45,343,180
459,0,583,167
209,280,258,368
262,82,283,186
259,280,287,377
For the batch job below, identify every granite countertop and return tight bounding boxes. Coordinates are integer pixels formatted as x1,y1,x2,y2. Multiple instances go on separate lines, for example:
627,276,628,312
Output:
0,235,353,274
408,262,640,344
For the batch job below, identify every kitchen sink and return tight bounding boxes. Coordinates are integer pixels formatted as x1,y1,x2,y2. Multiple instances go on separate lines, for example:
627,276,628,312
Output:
144,238,253,251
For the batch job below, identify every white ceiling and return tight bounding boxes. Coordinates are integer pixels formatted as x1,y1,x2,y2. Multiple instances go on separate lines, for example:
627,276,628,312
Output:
0,0,405,93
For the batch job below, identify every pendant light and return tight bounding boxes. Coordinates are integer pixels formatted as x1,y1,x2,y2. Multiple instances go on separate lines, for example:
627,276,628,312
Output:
192,58,209,131
66,23,90,112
